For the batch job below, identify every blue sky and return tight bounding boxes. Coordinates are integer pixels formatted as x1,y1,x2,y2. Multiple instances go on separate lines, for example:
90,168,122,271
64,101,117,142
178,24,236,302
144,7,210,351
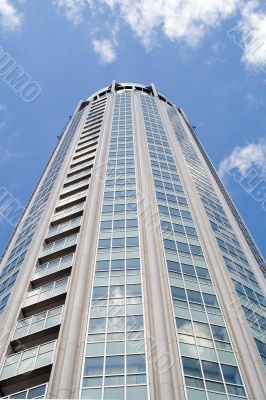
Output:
0,0,266,258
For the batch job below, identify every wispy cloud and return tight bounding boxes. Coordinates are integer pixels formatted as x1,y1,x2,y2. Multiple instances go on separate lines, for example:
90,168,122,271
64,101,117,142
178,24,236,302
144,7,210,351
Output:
0,104,6,112
92,38,117,63
0,0,23,32
218,139,266,179
52,0,86,25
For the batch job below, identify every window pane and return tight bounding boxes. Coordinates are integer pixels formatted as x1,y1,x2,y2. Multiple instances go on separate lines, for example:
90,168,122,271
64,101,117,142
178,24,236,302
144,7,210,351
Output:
176,318,193,335
28,385,46,399
127,354,146,373
171,287,186,301
84,357,104,376
187,290,202,304
89,318,106,333
127,386,147,400
221,365,242,385
194,322,211,339
127,315,143,331
211,325,229,342
105,356,124,375
104,387,124,400
202,361,222,381
203,293,218,307
182,357,202,377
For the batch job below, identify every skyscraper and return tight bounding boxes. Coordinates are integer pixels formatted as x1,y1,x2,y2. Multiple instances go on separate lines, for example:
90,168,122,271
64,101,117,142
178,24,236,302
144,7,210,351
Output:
0,82,265,400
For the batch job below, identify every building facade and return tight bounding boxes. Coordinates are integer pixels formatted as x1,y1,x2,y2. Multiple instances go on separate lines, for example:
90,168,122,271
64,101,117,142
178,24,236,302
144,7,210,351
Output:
0,82,265,400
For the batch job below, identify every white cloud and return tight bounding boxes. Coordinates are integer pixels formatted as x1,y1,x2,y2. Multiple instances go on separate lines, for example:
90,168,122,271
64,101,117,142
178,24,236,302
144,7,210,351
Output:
238,1,266,70
218,139,266,179
54,0,242,62
0,104,6,112
0,0,23,32
92,38,117,63
228,1,266,70
52,0,86,24
94,0,241,47
52,0,266,69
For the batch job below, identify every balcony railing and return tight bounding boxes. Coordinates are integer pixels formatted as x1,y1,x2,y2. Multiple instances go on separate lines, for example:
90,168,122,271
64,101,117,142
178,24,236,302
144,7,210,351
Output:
67,161,93,176
60,180,89,196
1,383,47,399
12,305,63,340
0,341,56,380
57,191,87,209
70,154,95,169
23,278,69,308
33,254,74,281
64,168,91,184
47,217,81,238
41,234,77,257
53,202,84,221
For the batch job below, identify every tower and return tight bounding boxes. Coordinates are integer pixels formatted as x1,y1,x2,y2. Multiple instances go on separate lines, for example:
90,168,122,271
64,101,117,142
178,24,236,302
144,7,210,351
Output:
0,82,265,400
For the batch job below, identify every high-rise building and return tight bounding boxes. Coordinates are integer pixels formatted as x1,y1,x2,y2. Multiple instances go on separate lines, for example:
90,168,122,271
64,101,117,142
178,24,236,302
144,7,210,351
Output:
0,82,265,400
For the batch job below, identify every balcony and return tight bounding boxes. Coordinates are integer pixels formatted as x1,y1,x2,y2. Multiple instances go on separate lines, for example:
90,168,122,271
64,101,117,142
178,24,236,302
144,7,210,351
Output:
77,135,99,148
75,140,98,154
0,340,56,382
64,169,91,185
56,191,87,210
79,129,100,140
63,172,90,188
46,217,81,241
70,154,95,169
32,253,73,284
67,162,93,177
23,277,69,311
41,234,77,258
72,146,97,161
52,202,84,224
12,305,63,342
59,181,89,200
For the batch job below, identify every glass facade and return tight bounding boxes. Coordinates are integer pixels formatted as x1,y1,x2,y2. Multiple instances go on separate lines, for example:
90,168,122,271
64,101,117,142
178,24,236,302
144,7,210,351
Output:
167,106,266,370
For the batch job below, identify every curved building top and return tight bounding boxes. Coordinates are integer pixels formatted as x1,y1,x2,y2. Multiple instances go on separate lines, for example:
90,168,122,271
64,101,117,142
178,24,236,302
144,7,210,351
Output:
85,81,176,108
